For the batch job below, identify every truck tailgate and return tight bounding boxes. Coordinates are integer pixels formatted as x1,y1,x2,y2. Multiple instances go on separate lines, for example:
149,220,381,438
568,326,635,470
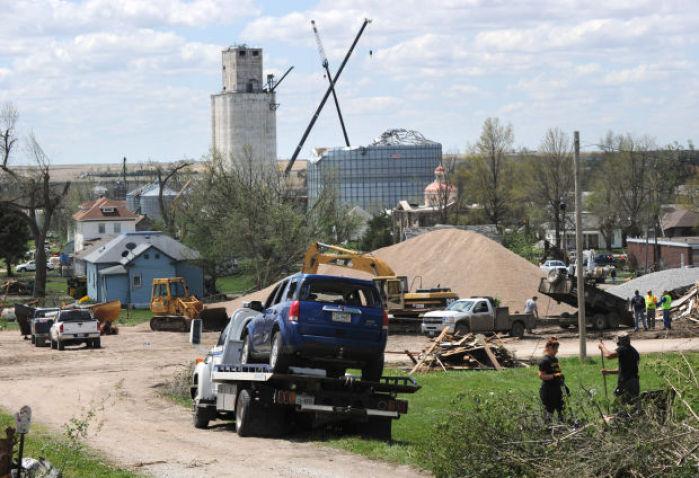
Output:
62,320,98,335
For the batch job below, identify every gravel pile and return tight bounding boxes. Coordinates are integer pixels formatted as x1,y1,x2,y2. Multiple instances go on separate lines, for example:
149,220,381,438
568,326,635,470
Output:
211,229,572,316
608,267,699,300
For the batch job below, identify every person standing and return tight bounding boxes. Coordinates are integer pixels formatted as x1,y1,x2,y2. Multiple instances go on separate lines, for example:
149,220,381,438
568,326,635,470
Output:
630,290,647,331
538,337,566,421
661,291,673,330
598,333,640,405
610,266,617,284
524,296,539,319
645,290,658,329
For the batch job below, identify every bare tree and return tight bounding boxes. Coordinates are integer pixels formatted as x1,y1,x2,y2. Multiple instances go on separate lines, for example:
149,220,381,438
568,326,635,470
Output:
529,128,574,250
0,107,70,297
469,117,514,228
153,160,191,235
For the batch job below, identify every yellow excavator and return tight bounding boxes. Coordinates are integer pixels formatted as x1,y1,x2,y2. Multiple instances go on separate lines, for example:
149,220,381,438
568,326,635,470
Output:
302,242,458,328
149,277,228,332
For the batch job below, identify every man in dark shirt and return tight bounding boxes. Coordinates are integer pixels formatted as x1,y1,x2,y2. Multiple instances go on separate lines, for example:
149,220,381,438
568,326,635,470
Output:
538,336,566,421
630,290,647,331
598,333,640,405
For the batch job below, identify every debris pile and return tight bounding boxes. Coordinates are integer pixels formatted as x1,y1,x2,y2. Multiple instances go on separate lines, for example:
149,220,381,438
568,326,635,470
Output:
407,329,523,373
670,282,699,325
2,280,32,295
609,267,699,300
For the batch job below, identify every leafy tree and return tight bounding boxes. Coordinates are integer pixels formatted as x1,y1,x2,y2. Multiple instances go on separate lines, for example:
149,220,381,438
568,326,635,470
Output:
0,206,31,276
361,212,393,251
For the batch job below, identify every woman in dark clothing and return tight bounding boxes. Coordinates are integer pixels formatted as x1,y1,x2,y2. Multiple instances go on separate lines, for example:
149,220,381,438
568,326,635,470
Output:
539,336,566,421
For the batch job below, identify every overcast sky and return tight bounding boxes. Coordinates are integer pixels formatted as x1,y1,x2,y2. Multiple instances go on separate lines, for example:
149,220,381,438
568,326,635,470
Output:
1,0,697,164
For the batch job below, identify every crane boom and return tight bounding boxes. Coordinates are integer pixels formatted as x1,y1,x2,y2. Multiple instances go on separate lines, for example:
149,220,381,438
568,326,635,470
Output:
285,18,371,175
311,20,350,147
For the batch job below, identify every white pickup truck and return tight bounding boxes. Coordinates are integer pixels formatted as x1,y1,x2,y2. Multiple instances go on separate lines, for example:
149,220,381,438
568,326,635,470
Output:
49,309,100,350
421,296,536,338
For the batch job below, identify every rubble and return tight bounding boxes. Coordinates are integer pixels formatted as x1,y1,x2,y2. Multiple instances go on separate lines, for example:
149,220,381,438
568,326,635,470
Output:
406,329,524,373
609,267,699,300
671,281,699,325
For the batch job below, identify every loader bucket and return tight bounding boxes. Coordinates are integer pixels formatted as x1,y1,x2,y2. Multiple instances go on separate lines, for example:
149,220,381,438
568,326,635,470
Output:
198,307,229,331
149,316,192,332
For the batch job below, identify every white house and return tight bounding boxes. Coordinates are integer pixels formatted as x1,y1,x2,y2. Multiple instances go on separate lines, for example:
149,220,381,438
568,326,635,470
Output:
73,197,140,253
542,211,623,250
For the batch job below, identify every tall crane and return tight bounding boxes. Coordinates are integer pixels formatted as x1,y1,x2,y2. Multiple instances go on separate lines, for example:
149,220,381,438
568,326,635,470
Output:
285,18,371,176
312,20,350,147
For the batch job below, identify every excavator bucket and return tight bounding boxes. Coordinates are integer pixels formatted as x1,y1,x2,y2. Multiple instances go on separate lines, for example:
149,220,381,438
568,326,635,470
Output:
149,307,229,333
198,307,229,331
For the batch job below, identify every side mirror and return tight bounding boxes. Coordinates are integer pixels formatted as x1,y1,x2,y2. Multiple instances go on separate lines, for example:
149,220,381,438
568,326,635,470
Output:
243,300,264,312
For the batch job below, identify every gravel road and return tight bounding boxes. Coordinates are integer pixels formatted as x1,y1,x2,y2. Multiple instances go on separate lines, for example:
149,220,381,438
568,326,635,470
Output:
0,326,426,478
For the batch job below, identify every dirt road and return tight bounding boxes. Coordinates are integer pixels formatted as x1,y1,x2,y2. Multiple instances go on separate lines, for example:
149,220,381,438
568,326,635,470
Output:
0,326,425,478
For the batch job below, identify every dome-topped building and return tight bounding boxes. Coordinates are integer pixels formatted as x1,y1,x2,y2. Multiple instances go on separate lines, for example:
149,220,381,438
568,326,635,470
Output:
424,165,456,207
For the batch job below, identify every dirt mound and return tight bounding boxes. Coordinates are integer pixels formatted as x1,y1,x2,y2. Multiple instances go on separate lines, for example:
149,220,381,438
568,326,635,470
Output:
212,229,571,317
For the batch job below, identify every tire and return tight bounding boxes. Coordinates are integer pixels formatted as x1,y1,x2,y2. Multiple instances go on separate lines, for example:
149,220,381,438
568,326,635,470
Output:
510,321,525,339
93,338,101,349
592,313,607,331
31,335,36,345
50,339,55,349
359,417,392,441
606,312,620,329
86,340,92,349
57,339,65,351
240,334,252,364
236,389,260,437
193,404,210,429
361,355,384,382
268,331,289,374
454,323,470,336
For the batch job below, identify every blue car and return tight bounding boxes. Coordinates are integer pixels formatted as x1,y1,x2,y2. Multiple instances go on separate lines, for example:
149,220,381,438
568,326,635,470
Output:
241,273,388,381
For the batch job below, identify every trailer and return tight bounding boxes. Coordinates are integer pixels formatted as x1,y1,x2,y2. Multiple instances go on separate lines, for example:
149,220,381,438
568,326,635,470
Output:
191,336,420,440
538,274,634,330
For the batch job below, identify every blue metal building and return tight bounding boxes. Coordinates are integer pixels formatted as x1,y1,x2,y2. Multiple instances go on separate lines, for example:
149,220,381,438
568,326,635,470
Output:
307,129,442,213
83,231,203,308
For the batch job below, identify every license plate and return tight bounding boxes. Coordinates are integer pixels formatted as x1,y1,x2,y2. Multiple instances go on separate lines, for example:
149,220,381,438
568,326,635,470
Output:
295,394,315,406
413,304,425,309
332,312,352,323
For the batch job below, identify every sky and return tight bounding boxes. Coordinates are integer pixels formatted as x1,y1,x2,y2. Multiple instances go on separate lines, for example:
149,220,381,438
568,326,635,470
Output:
0,0,697,164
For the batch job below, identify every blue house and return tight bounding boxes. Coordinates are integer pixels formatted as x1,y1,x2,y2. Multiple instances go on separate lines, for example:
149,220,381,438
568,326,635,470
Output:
83,231,203,308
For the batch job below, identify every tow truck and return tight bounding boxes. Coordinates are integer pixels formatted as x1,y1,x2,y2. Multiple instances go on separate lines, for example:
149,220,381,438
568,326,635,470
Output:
191,312,420,440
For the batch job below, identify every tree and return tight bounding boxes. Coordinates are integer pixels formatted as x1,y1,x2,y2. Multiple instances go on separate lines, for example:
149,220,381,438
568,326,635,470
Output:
153,160,191,236
467,117,514,228
0,206,31,276
0,103,70,297
527,128,574,249
361,212,393,251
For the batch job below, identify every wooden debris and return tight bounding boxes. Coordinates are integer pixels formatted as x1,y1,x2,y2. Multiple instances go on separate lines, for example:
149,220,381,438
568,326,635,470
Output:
409,331,521,374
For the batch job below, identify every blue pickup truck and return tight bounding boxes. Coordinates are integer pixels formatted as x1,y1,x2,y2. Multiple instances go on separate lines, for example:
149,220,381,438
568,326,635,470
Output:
240,273,388,381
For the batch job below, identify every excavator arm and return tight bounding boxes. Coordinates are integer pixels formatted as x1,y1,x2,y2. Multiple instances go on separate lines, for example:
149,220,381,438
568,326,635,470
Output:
302,242,396,277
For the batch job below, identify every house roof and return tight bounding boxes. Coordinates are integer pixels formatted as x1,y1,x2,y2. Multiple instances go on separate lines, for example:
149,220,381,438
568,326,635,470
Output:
100,264,127,275
662,206,699,231
73,197,140,222
127,182,177,198
73,236,115,260
83,231,200,264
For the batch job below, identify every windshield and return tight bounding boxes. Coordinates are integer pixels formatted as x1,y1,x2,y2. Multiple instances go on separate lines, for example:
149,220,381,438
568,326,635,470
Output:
299,279,381,307
59,310,92,321
447,300,475,312
549,261,565,267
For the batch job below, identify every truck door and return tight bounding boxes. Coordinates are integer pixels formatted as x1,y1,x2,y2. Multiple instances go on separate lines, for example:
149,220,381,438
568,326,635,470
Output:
469,300,494,332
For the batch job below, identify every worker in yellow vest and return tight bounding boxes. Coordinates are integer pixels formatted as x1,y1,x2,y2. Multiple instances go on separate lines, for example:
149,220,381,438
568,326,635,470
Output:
645,290,658,329
661,291,673,330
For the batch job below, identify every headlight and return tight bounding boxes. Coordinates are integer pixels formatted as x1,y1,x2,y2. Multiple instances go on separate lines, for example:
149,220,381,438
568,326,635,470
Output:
444,316,456,324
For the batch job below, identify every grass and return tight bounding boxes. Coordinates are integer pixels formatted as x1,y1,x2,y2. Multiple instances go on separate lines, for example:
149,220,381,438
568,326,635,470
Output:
117,308,153,327
323,352,699,468
216,273,256,294
0,409,140,477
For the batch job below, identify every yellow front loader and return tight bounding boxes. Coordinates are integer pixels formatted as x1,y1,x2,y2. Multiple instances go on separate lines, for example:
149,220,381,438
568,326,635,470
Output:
149,277,227,332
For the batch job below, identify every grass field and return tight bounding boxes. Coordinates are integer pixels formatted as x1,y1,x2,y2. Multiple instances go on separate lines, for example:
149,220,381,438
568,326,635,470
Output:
0,409,140,477
321,353,699,468
216,273,255,294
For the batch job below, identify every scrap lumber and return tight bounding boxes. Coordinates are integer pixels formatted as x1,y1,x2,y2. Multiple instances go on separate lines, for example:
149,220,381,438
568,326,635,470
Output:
483,344,503,371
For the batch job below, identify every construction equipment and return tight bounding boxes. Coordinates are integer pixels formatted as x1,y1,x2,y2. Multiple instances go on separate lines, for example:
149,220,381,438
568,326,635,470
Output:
149,277,228,332
285,18,371,175
302,242,458,331
66,276,87,300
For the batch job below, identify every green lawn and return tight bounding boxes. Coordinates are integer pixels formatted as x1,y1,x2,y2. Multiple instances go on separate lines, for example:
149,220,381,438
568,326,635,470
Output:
216,273,256,294
323,353,699,468
117,308,153,327
0,409,140,477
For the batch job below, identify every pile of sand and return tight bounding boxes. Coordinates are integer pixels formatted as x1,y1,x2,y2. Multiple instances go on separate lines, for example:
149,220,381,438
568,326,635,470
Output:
210,229,571,317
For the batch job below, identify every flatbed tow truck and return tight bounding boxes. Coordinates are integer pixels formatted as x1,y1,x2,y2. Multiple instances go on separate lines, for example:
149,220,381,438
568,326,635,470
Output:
191,333,420,440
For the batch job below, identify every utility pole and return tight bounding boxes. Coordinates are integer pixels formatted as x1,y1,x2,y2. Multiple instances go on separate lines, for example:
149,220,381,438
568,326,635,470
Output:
122,156,127,200
573,131,587,360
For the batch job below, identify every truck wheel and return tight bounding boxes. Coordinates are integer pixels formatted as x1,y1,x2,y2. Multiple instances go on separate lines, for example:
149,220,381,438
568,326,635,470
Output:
592,313,607,331
361,355,384,382
268,331,289,374
359,417,392,441
57,340,65,351
606,313,620,329
50,339,55,349
31,335,35,345
93,338,101,349
454,323,470,336
510,321,525,339
193,404,210,429
236,389,261,437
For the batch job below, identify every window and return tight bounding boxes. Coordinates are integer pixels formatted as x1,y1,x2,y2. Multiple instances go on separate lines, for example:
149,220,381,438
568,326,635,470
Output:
155,253,160,259
252,50,259,56
299,279,380,307
98,223,105,234
239,50,246,56
286,279,298,301
474,301,488,313
144,253,150,260
132,274,142,288
113,223,121,233
272,280,288,305
264,283,283,309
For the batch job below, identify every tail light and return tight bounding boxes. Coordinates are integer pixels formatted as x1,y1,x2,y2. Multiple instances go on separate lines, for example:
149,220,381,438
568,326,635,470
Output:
289,300,300,322
382,310,389,331
59,323,64,333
